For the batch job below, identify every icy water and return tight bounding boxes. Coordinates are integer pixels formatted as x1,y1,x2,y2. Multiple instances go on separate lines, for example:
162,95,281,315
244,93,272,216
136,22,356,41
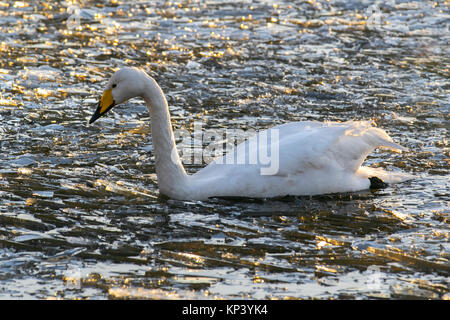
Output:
0,0,449,299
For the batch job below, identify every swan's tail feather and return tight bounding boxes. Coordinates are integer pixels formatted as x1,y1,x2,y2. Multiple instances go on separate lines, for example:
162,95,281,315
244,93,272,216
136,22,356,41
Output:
367,126,408,153
379,140,408,153
344,121,408,153
339,123,408,174
358,166,414,183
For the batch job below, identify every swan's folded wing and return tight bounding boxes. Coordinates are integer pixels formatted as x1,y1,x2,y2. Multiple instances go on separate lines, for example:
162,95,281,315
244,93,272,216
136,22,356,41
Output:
197,121,407,179
273,121,407,177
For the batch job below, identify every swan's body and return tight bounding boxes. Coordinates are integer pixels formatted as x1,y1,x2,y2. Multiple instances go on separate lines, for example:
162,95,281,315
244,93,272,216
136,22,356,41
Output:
89,67,411,200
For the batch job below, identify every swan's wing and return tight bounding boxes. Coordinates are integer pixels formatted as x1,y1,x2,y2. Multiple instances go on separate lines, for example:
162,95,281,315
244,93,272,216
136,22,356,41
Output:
196,120,406,179
198,121,328,176
251,120,407,177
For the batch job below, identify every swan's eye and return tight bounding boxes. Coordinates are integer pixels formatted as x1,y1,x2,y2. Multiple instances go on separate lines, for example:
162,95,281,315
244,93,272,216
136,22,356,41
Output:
112,84,117,88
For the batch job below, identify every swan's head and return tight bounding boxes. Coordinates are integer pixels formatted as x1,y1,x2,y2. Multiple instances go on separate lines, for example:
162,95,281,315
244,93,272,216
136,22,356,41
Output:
89,67,149,124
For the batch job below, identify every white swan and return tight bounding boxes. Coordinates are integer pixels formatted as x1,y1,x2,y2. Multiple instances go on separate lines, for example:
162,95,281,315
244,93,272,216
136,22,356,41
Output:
89,67,411,200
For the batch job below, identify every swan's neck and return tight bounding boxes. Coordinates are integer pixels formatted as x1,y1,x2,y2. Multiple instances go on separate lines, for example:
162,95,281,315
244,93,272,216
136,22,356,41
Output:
142,77,188,196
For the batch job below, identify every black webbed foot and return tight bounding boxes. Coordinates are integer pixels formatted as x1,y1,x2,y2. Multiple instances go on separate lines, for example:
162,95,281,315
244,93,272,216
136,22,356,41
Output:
369,177,388,190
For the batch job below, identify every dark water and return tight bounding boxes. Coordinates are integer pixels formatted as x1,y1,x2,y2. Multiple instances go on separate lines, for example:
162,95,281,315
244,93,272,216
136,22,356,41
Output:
0,0,448,299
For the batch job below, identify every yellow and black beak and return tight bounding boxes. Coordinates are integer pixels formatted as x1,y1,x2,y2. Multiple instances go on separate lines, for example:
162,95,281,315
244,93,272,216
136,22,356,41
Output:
89,89,115,124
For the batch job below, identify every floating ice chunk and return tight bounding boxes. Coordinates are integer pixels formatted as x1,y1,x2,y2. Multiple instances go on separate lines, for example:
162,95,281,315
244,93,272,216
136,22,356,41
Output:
18,66,61,82
186,60,202,69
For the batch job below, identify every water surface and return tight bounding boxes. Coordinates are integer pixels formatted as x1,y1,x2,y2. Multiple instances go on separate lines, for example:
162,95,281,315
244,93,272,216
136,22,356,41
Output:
0,0,448,299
